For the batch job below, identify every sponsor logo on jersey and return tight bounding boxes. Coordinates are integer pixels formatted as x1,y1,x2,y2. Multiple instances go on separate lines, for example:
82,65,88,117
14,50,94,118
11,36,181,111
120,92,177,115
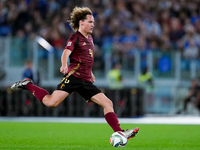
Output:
67,41,72,46
83,42,86,46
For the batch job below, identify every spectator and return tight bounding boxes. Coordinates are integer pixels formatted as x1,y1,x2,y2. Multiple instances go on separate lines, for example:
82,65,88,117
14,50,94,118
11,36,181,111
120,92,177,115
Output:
182,24,200,48
0,0,200,69
136,36,149,70
169,17,185,49
92,27,103,48
183,39,199,60
107,63,123,89
177,78,200,114
22,59,40,85
143,15,162,39
194,20,200,35
190,10,200,25
12,0,31,36
138,67,154,93
49,29,65,58
160,34,172,51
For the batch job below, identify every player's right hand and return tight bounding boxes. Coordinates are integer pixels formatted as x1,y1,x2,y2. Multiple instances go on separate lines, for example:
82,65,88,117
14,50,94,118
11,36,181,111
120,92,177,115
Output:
60,66,68,75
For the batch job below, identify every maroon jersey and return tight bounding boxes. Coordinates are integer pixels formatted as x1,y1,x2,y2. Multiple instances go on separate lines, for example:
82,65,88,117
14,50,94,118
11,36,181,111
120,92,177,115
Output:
64,31,94,82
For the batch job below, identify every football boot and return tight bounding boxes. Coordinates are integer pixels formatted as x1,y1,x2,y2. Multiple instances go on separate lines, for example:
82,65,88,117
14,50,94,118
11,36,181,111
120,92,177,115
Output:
11,78,33,90
123,127,139,140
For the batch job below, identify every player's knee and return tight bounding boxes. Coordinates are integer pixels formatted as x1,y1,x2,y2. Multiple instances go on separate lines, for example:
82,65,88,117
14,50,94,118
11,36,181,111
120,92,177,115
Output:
46,101,59,108
48,103,57,108
100,99,113,109
42,96,60,107
106,99,113,108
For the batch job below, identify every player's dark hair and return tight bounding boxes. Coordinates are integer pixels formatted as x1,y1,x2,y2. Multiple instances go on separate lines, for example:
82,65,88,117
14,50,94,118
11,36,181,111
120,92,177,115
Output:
67,7,92,31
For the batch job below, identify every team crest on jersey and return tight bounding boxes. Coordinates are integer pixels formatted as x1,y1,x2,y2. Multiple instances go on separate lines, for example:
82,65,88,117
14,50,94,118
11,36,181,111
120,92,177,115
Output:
89,49,93,57
67,41,72,46
83,42,86,46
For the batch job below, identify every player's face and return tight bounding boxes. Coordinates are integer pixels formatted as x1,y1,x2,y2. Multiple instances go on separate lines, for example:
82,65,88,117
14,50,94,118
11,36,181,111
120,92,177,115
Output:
81,15,94,34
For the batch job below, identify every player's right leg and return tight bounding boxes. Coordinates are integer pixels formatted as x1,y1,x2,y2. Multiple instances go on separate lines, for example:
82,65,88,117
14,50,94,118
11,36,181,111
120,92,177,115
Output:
42,90,69,107
11,78,69,107
11,78,33,90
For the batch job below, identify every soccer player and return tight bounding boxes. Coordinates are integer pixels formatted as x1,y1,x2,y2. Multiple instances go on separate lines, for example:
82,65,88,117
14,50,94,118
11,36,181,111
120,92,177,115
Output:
11,7,139,140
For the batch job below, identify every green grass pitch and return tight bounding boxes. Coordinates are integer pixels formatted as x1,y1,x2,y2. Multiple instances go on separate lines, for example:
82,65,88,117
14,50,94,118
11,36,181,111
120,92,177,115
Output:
0,122,199,150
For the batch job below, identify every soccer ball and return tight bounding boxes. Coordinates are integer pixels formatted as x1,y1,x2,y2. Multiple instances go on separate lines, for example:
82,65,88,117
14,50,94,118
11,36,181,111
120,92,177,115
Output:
110,131,128,147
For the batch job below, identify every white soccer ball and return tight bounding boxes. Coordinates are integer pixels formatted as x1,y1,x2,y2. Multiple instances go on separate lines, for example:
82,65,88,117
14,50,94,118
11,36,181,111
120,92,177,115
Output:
110,131,128,147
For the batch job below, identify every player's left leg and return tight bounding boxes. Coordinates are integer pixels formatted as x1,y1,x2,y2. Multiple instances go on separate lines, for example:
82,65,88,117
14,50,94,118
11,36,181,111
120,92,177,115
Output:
91,93,139,139
91,93,123,132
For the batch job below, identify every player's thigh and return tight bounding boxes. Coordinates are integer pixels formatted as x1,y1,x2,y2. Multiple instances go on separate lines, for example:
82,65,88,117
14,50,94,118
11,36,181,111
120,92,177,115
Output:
43,90,69,106
77,82,101,101
91,93,113,108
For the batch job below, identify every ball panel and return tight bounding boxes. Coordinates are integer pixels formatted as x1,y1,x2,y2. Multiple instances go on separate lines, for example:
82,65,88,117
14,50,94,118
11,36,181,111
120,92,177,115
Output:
110,131,128,147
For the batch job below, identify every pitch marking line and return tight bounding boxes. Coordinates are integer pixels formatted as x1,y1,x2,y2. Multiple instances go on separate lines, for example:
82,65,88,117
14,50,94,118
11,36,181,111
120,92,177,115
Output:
0,116,200,125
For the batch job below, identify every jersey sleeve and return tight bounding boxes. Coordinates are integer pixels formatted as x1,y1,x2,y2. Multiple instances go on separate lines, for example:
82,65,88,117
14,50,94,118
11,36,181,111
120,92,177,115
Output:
64,34,78,52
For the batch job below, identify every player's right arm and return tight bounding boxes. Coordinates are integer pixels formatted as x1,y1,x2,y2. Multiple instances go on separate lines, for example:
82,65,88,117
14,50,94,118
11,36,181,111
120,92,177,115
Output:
60,49,72,75
60,33,77,74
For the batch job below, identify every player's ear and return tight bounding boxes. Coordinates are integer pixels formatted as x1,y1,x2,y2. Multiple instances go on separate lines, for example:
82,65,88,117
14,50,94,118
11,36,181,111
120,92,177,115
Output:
79,20,83,27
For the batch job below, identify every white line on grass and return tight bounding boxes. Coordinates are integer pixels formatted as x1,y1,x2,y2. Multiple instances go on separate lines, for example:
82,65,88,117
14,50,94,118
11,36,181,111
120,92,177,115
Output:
0,116,200,125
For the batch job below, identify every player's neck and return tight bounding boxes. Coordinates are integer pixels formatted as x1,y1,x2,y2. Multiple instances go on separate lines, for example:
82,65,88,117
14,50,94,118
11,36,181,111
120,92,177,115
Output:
78,29,89,39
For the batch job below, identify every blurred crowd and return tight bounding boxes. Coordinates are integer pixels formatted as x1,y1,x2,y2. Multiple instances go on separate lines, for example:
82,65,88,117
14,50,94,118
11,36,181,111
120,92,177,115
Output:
0,0,200,70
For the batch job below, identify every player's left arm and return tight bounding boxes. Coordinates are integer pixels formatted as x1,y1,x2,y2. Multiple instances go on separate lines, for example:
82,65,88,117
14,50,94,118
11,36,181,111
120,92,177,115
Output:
91,71,95,82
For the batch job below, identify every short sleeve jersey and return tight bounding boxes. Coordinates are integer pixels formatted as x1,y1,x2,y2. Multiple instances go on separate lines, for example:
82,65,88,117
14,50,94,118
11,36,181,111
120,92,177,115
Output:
65,31,94,82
